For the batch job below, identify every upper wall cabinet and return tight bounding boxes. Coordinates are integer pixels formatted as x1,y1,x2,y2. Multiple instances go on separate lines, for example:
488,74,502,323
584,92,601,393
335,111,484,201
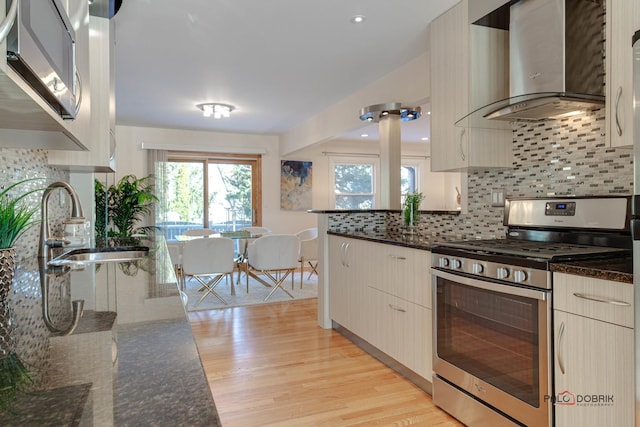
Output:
605,0,639,148
429,0,513,172
48,15,116,172
0,0,91,151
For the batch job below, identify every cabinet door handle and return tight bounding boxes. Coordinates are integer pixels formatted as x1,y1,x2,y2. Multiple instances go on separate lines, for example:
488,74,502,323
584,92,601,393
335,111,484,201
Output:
74,69,83,117
459,129,466,161
615,86,623,136
109,129,117,161
388,304,406,313
344,243,350,268
339,242,346,267
573,292,631,306
0,0,17,44
389,255,406,260
557,321,565,375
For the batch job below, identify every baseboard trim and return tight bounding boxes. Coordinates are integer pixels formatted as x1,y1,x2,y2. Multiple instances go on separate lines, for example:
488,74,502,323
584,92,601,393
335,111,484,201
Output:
332,321,432,395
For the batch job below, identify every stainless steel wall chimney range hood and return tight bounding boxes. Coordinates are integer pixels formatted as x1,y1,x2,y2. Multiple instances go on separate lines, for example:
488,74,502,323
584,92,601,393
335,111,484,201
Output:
458,0,605,129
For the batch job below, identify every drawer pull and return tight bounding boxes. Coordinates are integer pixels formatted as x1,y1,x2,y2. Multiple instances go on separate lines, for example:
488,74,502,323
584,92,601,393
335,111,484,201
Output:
389,255,407,260
388,304,406,313
557,321,565,375
572,293,630,307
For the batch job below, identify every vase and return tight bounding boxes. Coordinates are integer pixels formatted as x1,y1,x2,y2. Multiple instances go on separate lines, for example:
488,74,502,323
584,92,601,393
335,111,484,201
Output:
0,248,16,356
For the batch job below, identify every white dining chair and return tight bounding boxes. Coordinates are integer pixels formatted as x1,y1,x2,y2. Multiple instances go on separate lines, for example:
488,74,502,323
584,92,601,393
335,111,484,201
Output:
295,228,318,288
246,234,299,301
183,228,217,237
237,226,272,288
182,237,235,307
166,241,184,289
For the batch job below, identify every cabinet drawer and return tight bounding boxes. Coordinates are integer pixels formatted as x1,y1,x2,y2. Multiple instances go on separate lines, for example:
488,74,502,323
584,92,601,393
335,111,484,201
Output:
372,245,431,308
367,286,432,379
554,273,633,328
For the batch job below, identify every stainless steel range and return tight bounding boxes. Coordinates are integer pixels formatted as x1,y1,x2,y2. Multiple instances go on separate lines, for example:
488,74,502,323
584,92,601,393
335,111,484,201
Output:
430,196,632,427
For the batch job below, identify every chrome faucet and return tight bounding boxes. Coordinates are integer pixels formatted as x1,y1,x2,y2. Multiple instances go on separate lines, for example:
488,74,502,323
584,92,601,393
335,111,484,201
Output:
38,181,85,336
38,181,85,265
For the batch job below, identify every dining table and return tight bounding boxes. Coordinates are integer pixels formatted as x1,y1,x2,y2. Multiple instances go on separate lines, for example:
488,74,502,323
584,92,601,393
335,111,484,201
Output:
175,231,264,289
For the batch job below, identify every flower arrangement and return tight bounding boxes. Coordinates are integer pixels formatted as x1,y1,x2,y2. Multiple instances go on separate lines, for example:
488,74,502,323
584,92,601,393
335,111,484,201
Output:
403,192,424,228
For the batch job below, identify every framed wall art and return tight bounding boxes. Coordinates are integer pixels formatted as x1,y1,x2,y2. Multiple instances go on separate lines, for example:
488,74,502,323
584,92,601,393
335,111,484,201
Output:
280,160,312,211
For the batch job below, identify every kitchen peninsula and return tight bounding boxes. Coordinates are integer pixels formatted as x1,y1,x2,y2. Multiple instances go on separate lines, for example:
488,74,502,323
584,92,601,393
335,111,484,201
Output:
0,238,220,426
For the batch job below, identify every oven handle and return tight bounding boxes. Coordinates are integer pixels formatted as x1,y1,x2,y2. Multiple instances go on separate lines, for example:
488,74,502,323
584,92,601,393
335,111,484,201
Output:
430,268,549,301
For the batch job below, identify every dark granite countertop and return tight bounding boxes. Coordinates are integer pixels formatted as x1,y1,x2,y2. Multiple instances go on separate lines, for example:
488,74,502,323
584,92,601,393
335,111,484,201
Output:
327,229,462,251
551,257,633,284
1,237,221,426
310,209,461,215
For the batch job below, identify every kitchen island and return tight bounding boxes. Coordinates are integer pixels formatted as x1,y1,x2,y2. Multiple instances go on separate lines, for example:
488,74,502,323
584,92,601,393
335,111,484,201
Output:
0,237,220,426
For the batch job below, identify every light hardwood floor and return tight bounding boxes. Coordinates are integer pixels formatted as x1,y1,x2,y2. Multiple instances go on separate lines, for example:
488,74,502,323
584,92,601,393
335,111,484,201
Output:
189,298,464,426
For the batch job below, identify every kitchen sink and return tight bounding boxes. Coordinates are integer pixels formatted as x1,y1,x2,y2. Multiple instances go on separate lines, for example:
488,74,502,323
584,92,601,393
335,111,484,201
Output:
48,246,150,266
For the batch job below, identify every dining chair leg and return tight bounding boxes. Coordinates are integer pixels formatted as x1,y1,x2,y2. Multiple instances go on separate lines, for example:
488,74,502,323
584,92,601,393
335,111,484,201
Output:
228,272,236,296
262,270,295,301
298,258,304,289
307,261,318,280
193,274,228,306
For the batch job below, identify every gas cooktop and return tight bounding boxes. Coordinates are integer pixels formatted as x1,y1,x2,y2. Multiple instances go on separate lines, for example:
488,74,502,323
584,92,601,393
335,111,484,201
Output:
432,238,631,262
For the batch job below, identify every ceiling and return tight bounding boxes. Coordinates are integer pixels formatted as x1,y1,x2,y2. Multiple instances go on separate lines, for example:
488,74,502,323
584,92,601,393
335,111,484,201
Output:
113,1,457,145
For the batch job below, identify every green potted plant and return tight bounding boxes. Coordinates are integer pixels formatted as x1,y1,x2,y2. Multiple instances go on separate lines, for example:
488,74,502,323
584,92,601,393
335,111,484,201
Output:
0,178,42,412
95,174,159,239
402,192,424,233
95,175,158,276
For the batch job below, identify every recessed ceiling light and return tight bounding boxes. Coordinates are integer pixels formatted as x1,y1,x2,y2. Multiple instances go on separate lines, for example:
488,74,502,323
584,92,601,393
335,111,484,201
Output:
427,111,431,115
360,133,369,138
421,137,430,141
350,15,366,24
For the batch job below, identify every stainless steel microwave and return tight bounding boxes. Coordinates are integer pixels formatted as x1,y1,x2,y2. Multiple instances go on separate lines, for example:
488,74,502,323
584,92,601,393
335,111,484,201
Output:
5,0,78,119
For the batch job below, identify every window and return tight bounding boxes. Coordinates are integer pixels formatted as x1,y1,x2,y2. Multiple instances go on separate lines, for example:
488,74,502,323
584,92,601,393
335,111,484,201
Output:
401,159,421,203
159,152,262,240
328,156,423,209
329,157,379,209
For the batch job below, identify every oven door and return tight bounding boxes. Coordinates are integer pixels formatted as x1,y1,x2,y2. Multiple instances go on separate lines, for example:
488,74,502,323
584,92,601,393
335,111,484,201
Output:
431,268,552,427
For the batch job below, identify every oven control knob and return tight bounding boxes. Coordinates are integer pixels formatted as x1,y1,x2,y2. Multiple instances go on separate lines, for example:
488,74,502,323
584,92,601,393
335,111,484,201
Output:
514,270,528,283
472,263,484,274
439,257,450,268
496,267,510,280
450,259,462,270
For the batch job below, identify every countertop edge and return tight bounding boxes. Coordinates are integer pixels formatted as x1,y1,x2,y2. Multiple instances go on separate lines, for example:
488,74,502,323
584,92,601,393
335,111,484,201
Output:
309,209,461,215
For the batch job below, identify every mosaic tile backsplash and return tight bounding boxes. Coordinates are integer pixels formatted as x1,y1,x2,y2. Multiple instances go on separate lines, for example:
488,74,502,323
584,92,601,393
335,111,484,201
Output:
330,108,634,239
0,148,69,389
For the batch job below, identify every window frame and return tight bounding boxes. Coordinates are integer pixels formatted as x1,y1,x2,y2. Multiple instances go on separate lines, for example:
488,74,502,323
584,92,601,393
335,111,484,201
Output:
167,151,263,227
328,155,424,210
328,156,380,209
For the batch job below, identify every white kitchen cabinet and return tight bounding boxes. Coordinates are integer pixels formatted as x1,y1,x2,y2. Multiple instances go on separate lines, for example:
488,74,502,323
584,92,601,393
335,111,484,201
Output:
48,15,116,171
58,0,92,149
328,235,433,380
328,236,371,337
429,0,512,171
553,273,634,427
0,0,90,150
605,0,640,148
